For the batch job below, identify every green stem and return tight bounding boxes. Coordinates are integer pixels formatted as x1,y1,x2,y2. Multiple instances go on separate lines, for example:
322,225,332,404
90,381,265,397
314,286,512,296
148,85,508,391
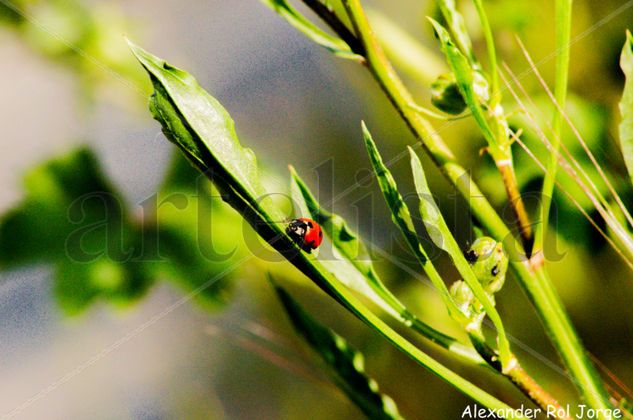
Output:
472,0,499,102
331,0,610,412
533,0,572,255
468,331,571,419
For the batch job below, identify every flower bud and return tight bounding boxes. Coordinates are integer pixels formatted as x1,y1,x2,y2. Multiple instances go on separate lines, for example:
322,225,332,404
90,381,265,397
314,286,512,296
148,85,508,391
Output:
430,73,467,115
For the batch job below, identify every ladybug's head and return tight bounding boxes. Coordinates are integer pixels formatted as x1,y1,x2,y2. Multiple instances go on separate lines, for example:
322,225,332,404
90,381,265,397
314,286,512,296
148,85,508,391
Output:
286,218,309,242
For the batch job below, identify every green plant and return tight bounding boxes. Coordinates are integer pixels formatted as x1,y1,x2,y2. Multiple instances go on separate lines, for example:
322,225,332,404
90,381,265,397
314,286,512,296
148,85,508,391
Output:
3,0,632,418
123,0,633,418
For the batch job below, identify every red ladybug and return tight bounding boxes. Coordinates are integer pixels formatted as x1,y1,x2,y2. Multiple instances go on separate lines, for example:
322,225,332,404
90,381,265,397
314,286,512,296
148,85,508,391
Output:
286,217,323,253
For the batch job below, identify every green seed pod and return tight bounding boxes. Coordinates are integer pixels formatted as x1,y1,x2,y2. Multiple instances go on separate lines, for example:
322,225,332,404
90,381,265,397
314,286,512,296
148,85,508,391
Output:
430,73,467,115
465,237,508,295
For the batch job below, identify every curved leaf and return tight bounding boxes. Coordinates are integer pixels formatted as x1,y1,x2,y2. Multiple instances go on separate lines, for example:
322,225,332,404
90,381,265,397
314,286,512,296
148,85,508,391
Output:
129,41,281,222
361,124,468,326
274,283,402,420
261,0,362,61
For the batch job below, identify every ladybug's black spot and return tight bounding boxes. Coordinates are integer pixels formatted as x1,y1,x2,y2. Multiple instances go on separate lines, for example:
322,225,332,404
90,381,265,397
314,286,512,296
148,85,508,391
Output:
319,231,323,237
465,249,478,263
491,265,499,276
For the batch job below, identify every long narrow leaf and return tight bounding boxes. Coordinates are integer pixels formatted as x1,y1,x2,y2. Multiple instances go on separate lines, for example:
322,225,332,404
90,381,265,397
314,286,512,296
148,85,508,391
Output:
361,124,468,326
619,30,633,185
436,0,478,66
409,147,512,369
273,282,402,420
261,0,362,61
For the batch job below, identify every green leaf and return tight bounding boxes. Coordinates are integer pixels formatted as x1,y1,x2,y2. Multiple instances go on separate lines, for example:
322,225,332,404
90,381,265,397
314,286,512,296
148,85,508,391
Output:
428,19,498,151
129,40,280,222
619,30,633,185
409,147,512,368
273,283,403,420
290,162,483,364
436,0,478,66
360,124,466,321
260,0,362,61
0,148,155,314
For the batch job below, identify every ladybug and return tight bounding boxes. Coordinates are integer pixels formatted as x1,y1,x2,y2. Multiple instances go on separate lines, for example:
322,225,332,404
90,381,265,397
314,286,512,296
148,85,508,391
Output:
286,217,323,253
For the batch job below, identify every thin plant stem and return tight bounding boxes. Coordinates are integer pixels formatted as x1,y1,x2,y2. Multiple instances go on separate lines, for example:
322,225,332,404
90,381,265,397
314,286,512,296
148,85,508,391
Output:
534,0,573,256
497,159,533,249
472,0,500,102
300,0,612,412
468,331,571,420
472,0,533,248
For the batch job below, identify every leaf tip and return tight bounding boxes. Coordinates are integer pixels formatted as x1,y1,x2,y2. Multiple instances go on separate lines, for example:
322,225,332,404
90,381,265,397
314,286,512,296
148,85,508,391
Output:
361,121,374,145
426,16,440,30
406,145,416,157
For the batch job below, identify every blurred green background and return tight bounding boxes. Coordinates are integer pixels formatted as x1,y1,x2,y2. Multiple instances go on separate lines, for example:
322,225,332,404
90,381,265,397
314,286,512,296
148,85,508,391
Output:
0,0,632,418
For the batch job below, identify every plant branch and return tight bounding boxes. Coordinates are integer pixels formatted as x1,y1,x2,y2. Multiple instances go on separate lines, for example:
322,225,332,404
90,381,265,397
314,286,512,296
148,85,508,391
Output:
497,159,533,249
468,331,571,419
298,0,611,412
301,0,364,55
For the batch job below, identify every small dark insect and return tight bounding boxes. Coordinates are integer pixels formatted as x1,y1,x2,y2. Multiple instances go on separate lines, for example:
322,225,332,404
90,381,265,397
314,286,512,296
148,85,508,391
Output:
491,265,499,276
286,217,323,253
465,249,478,263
